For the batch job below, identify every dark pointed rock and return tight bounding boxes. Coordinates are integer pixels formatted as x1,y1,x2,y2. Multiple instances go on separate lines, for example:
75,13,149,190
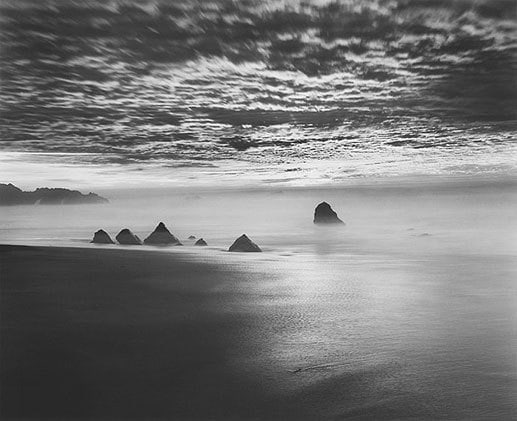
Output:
188,235,196,240
116,228,142,245
91,229,114,244
228,234,262,252
195,238,207,246
313,202,344,224
144,222,182,245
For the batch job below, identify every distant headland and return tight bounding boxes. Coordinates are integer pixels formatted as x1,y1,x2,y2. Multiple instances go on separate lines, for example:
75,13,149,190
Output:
0,183,108,206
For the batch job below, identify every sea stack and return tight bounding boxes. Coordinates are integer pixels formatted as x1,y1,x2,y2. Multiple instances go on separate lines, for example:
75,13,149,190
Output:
194,238,207,246
228,234,262,252
91,229,114,244
116,229,142,245
313,202,344,225
143,222,182,245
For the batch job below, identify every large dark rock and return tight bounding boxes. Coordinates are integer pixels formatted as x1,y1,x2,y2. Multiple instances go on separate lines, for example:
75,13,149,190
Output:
91,229,114,244
0,183,108,206
228,234,262,252
194,238,207,246
313,202,344,224
144,222,182,245
116,229,142,245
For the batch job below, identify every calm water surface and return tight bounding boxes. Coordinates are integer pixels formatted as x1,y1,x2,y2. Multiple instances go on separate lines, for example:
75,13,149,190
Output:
1,181,516,419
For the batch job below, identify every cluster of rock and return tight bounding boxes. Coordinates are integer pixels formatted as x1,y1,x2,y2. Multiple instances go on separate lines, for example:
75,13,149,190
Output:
186,235,207,246
92,223,182,246
90,202,343,253
0,183,108,206
90,222,262,252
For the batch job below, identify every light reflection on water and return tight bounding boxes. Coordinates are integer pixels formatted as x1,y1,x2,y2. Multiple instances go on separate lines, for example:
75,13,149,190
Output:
1,183,516,418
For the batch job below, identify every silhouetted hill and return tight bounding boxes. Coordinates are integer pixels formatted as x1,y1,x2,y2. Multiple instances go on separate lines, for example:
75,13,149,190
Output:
0,183,108,206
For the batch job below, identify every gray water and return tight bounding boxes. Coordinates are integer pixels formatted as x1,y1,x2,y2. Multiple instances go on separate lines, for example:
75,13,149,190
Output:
1,180,516,418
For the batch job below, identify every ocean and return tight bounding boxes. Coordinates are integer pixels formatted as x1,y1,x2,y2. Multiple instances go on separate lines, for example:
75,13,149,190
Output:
2,178,516,418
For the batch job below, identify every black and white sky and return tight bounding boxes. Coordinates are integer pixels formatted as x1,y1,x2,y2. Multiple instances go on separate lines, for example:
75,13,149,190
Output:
0,0,516,187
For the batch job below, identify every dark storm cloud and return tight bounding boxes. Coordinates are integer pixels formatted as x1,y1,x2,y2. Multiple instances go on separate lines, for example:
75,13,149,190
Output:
0,0,515,162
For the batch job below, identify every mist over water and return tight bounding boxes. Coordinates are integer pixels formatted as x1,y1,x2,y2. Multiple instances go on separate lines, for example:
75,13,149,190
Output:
2,183,516,418
1,181,515,256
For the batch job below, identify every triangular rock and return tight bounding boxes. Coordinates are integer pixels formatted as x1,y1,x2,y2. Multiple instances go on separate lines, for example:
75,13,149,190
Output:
91,229,114,244
313,202,344,224
188,235,196,240
116,228,142,245
144,222,182,245
228,234,262,252
195,238,207,246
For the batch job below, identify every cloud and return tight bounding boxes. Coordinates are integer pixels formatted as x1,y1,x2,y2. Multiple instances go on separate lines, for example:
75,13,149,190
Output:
0,0,515,167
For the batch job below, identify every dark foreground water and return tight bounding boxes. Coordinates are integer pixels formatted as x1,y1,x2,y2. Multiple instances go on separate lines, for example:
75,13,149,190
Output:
1,245,516,420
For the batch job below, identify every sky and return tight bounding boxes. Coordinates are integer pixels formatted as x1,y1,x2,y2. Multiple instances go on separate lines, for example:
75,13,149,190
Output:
0,0,516,188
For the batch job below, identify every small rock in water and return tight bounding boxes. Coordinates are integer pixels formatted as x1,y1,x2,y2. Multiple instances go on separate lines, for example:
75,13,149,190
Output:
195,238,207,246
91,229,114,244
143,222,182,245
228,234,262,252
116,229,142,245
188,235,196,240
313,202,344,224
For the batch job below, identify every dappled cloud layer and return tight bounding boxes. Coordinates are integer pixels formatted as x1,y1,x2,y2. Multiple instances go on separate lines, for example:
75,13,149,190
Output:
0,0,516,180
